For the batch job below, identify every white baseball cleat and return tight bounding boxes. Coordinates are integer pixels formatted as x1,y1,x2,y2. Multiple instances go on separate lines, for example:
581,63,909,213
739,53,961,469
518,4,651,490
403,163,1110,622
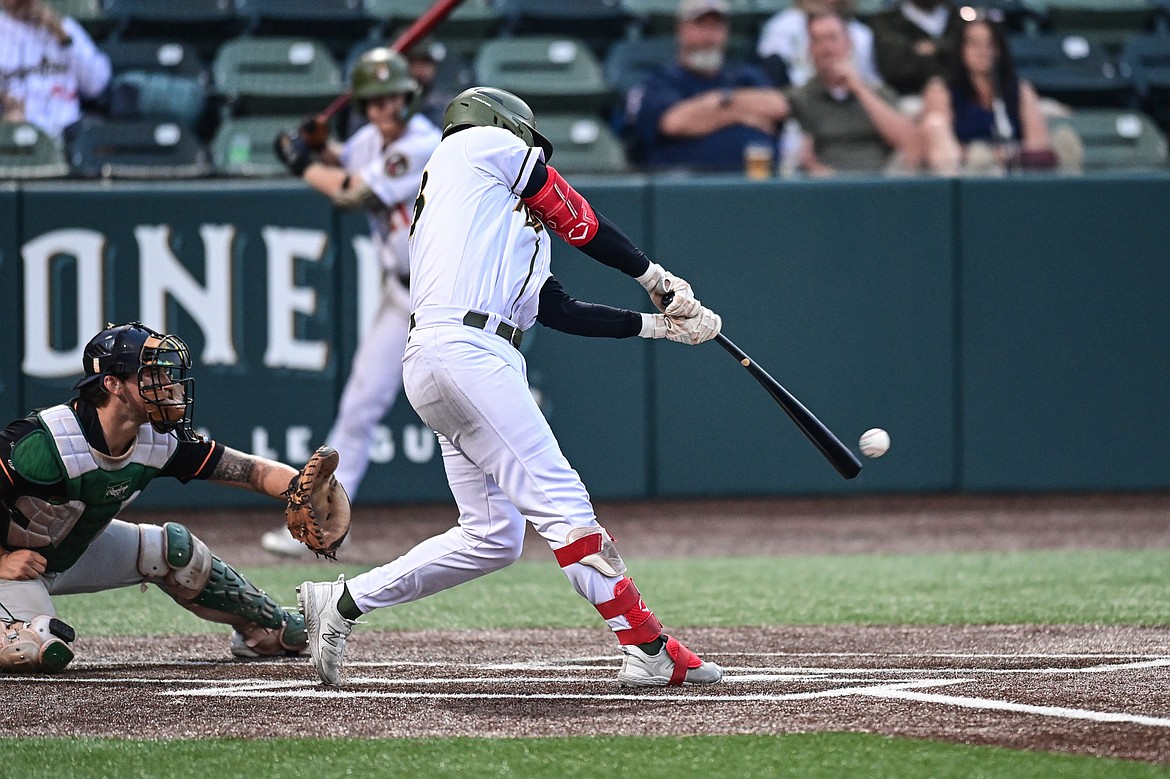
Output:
297,574,357,686
261,527,307,557
617,635,723,687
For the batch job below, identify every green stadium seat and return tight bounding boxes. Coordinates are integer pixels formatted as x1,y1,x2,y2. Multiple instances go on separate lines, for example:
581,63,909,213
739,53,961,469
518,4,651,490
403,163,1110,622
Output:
42,0,115,39
66,119,212,179
500,0,634,57
1049,108,1169,169
211,115,303,177
103,40,210,128
213,37,344,116
104,0,245,60
0,122,69,179
624,0,760,36
474,36,612,114
236,0,372,59
604,35,676,98
1042,0,1163,46
538,114,629,174
1010,33,1137,107
1121,34,1170,130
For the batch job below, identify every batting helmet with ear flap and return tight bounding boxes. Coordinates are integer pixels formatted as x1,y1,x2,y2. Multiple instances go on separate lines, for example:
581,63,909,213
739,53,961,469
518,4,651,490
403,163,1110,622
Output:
442,86,553,160
351,48,421,120
74,322,200,442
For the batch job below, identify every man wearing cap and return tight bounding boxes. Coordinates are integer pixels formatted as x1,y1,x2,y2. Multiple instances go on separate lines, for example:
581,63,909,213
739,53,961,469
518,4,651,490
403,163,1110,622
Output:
0,322,309,673
624,0,790,172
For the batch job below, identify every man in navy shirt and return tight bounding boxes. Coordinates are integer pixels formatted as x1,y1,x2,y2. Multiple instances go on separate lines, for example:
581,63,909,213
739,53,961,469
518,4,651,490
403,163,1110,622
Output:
625,0,790,172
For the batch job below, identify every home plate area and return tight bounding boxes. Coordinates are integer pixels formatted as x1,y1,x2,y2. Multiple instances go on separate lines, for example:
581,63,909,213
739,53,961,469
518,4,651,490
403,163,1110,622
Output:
5,625,1170,762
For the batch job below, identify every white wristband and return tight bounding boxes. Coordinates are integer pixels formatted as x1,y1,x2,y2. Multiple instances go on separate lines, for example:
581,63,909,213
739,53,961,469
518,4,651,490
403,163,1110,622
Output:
635,262,666,293
638,313,664,339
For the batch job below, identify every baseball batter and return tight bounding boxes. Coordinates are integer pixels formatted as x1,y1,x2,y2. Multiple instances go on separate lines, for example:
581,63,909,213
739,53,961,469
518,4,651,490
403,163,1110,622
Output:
299,87,723,688
266,48,442,556
0,322,307,673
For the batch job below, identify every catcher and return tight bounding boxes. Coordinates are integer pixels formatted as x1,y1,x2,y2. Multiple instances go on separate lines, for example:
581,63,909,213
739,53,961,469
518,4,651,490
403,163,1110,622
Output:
0,322,348,673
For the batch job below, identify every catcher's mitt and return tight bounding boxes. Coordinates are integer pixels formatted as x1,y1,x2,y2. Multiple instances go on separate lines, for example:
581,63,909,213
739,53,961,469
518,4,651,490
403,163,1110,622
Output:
284,446,351,559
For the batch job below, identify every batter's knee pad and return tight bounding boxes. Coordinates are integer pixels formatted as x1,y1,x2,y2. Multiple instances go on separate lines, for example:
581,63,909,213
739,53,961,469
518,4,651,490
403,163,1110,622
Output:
138,522,285,633
0,616,76,674
553,527,627,577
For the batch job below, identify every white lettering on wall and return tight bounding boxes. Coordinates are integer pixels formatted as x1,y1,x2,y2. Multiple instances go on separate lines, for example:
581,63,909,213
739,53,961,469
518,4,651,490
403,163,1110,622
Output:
403,426,436,464
136,224,237,364
262,226,329,370
246,425,436,466
22,229,106,377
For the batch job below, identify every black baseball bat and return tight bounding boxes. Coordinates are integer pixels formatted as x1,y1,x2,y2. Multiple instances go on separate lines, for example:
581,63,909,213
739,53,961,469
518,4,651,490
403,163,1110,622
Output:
713,333,861,479
661,291,861,479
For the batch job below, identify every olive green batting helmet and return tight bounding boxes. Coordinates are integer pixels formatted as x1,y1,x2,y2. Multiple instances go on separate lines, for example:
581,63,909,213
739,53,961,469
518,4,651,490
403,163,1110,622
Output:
442,86,553,159
350,48,420,116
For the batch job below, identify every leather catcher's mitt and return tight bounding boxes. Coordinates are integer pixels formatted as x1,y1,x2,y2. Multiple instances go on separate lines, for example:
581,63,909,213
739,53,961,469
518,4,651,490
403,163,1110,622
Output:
284,446,351,559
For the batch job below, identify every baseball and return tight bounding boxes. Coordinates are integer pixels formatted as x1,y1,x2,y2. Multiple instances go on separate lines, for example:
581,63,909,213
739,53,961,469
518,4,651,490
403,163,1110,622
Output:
859,428,890,458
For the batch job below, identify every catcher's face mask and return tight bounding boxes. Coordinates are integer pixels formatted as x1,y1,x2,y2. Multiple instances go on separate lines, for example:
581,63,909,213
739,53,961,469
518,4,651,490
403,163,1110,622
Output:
137,333,197,441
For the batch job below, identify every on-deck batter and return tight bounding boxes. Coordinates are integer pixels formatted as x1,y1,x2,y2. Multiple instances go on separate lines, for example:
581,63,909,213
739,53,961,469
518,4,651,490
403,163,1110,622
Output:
266,48,442,556
299,87,723,688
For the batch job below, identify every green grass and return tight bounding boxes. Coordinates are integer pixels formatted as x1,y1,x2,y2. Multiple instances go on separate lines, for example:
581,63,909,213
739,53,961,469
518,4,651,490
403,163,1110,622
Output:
37,548,1170,776
7,734,1170,779
56,549,1170,637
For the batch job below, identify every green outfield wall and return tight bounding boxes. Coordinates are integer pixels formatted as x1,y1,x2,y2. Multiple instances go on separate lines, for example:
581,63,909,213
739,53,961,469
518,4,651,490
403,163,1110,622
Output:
3,174,1167,507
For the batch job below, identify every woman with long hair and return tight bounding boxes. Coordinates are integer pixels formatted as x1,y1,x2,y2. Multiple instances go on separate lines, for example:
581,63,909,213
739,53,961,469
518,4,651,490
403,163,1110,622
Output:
920,7,1059,173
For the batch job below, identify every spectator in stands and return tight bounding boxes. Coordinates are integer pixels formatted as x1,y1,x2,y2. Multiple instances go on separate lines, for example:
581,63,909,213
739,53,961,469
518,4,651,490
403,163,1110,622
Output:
787,10,922,175
757,0,879,89
0,0,110,139
919,7,1062,174
624,0,789,172
868,0,961,97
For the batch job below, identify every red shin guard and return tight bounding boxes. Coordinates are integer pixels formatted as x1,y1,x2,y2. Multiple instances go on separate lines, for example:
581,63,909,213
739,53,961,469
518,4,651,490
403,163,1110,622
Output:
595,578,662,646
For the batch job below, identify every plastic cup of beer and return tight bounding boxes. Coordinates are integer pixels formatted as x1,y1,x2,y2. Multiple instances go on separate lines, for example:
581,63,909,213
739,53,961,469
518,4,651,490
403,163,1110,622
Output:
744,142,775,180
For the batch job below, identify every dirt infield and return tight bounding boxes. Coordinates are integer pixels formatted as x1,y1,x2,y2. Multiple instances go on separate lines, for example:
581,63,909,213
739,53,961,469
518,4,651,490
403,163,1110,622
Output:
5,493,1170,762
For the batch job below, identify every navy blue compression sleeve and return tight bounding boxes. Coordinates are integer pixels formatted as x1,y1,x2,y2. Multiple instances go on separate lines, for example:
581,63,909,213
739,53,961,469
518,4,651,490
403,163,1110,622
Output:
536,276,642,338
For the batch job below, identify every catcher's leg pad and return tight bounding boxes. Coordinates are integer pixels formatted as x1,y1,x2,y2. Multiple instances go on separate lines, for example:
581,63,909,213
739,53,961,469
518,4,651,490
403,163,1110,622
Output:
234,610,308,656
553,527,627,577
139,522,285,631
0,616,76,674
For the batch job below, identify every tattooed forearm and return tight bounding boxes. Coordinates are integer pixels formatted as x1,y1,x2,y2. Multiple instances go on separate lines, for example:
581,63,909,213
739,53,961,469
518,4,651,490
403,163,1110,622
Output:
211,450,255,485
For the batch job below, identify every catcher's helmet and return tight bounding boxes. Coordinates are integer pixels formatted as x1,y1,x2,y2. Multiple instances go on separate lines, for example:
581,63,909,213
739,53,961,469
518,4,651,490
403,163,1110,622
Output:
350,48,420,119
74,322,199,442
442,86,553,160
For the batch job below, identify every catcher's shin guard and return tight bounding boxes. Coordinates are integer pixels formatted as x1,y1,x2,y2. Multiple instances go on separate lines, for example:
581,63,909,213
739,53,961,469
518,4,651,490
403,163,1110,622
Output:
0,616,76,674
138,523,305,654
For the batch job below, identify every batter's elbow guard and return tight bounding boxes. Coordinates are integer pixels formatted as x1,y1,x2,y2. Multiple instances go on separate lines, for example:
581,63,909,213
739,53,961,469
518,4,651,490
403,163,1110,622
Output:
522,165,599,246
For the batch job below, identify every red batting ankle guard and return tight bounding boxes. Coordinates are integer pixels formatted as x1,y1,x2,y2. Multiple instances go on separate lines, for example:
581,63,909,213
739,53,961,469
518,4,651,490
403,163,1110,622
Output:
521,164,598,246
664,636,703,685
595,578,662,646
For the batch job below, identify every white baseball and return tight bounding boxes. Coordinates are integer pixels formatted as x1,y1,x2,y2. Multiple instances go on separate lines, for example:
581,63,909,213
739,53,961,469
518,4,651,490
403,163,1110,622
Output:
859,428,890,458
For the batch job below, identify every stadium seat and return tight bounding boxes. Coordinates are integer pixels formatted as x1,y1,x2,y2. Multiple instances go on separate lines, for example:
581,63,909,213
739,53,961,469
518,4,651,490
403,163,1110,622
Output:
624,0,760,36
211,115,302,177
213,37,344,116
43,0,115,39
103,0,245,60
499,0,634,57
236,0,372,59
102,40,210,129
604,35,677,99
1010,33,1137,107
1120,34,1170,130
474,36,612,114
1048,108,1169,169
66,119,212,179
1042,0,1163,46
538,114,629,174
363,0,505,57
0,122,69,179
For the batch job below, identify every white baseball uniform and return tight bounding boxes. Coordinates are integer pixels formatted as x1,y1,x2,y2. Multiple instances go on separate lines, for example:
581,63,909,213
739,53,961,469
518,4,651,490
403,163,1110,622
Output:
345,126,635,636
325,113,440,496
0,14,110,139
